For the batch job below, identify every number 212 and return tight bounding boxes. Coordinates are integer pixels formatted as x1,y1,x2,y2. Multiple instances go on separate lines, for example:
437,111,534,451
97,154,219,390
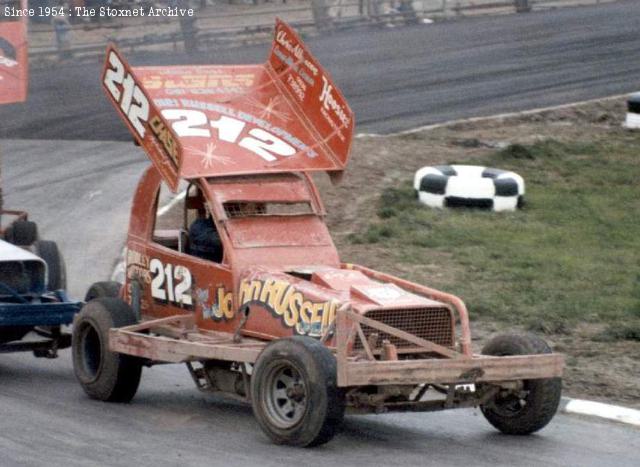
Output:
149,259,193,306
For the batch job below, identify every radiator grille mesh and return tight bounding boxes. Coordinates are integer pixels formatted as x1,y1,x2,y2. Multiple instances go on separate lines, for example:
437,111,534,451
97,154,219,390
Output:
354,307,454,349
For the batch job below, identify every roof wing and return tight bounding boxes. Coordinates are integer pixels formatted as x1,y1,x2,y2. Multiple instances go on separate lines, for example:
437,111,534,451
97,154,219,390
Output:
101,20,354,192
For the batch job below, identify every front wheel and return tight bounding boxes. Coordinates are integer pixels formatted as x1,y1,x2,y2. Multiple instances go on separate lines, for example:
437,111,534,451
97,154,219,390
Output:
251,336,344,447
72,298,142,402
480,333,562,435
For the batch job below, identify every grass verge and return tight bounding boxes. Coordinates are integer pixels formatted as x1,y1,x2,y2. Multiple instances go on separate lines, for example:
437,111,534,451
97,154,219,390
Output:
349,138,640,341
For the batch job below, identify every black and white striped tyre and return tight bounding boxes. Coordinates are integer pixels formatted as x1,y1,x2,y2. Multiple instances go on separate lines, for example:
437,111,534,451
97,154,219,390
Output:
625,93,640,129
413,165,525,212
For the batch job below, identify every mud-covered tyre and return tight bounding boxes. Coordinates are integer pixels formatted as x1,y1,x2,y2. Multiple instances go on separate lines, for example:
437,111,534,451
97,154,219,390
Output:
85,281,122,301
480,333,561,435
5,220,38,246
251,336,344,447
34,240,67,291
72,298,142,402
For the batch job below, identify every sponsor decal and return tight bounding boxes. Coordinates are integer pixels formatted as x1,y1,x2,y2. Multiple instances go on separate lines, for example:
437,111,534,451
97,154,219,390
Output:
273,25,321,105
319,75,351,128
239,279,337,338
0,56,17,68
275,29,304,62
126,249,151,283
141,72,255,92
103,50,150,138
149,115,179,166
124,249,153,311
286,73,306,102
275,28,318,79
196,286,234,321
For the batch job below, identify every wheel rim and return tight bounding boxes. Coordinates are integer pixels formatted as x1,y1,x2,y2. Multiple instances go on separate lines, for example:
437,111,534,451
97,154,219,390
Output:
489,382,531,418
261,361,308,429
79,323,102,381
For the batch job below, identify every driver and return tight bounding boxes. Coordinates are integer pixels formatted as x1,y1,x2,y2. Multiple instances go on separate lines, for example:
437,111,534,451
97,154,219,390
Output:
188,209,223,262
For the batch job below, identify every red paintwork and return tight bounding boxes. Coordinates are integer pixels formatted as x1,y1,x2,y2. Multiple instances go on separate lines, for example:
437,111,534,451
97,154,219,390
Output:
113,21,471,355
102,19,353,192
0,0,29,105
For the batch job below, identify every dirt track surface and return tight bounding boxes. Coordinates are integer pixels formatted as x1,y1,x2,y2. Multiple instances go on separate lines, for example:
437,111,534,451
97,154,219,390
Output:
1,0,640,139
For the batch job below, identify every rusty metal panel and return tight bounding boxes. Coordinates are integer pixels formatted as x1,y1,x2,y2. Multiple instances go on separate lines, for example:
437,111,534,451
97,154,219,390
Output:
340,354,565,387
109,328,264,363
206,173,314,206
345,263,474,357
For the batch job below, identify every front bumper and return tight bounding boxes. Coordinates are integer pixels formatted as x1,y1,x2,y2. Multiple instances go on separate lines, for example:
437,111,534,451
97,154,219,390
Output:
338,353,564,387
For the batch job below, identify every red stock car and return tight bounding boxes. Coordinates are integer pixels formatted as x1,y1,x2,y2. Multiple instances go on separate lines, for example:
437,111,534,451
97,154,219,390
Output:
71,20,564,447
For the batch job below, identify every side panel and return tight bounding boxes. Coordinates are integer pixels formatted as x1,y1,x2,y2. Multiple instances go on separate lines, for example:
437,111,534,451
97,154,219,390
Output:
125,238,241,335
124,172,241,334
0,0,29,104
237,270,343,342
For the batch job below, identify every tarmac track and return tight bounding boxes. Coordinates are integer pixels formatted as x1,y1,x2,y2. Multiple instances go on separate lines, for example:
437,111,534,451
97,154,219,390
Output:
1,131,639,467
2,2,640,465
0,0,639,138
1,350,639,467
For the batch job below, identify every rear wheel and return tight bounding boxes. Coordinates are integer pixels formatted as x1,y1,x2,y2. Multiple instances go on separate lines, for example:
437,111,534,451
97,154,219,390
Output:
480,333,562,435
251,336,344,447
34,240,66,291
5,220,38,246
72,298,142,402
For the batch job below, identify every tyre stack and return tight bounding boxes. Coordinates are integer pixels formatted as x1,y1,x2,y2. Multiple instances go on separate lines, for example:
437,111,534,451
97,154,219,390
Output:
625,93,640,129
414,165,525,212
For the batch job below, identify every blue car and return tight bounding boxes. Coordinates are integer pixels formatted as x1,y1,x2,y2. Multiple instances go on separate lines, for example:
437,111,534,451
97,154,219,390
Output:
0,217,82,358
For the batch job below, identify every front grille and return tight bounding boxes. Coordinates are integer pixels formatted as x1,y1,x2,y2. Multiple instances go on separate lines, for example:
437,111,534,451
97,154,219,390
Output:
354,307,454,350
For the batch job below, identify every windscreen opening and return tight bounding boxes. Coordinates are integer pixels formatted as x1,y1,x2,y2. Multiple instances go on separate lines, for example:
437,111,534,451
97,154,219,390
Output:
224,201,314,219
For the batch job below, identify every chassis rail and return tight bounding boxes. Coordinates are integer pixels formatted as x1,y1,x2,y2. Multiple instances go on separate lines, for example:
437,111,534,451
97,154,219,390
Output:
109,315,267,364
0,301,82,326
109,309,564,390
